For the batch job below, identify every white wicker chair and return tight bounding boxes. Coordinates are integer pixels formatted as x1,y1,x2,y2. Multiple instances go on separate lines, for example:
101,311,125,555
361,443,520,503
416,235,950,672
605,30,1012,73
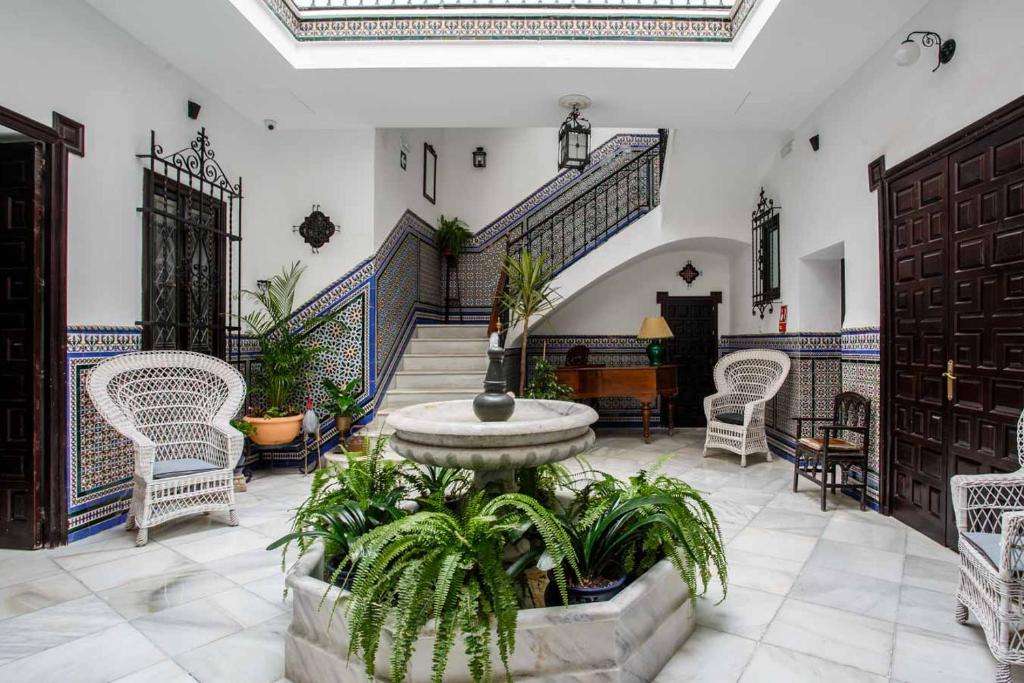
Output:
702,349,791,468
87,350,246,546
952,409,1024,683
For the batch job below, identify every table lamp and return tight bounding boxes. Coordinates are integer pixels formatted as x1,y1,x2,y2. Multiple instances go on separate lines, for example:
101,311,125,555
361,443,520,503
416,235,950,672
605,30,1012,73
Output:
637,316,673,366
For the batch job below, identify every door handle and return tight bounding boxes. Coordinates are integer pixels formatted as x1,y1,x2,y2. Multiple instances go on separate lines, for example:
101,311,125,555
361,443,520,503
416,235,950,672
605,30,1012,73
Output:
941,360,957,401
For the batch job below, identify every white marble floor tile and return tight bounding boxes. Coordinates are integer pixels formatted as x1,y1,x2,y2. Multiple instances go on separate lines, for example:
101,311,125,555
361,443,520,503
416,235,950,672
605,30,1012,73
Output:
207,547,287,585
905,530,959,564
896,585,988,644
695,583,785,640
174,527,276,564
748,507,830,537
0,595,124,664
822,516,907,554
653,626,756,682
729,527,819,563
739,643,887,683
0,622,164,683
133,599,244,656
208,586,285,627
788,565,902,622
0,571,90,620
804,538,905,583
725,551,802,596
0,551,63,589
49,531,160,572
112,658,196,683
902,554,960,593
176,614,288,683
69,546,196,593
891,624,1001,683
98,565,237,620
243,574,291,609
149,514,239,547
763,599,895,675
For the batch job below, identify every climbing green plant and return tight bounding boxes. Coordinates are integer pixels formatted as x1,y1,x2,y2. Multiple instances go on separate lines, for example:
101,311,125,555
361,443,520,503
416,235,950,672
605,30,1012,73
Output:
343,493,578,683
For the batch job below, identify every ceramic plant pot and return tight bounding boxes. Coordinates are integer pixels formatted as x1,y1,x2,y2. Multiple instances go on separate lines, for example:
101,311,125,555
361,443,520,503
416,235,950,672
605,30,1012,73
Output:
334,415,354,436
566,576,627,605
244,414,303,446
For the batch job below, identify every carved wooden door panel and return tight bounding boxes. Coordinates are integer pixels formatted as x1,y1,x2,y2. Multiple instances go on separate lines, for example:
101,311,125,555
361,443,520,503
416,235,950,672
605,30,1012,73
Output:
888,158,950,544
945,122,1024,543
658,294,718,427
0,142,44,549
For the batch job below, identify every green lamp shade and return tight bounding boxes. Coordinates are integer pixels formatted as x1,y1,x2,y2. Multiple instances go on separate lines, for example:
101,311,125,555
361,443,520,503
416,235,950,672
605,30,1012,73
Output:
638,317,673,367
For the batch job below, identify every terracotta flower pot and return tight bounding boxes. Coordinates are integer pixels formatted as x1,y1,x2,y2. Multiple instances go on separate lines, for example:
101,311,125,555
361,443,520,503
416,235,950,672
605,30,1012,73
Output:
244,414,303,446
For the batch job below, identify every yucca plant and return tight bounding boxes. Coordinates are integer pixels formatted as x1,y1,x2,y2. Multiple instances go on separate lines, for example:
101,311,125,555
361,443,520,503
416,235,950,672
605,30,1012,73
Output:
343,492,578,683
242,261,344,414
501,250,560,395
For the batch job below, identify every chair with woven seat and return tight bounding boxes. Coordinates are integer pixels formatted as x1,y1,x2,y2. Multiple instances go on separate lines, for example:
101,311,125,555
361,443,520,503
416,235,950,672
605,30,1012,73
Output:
87,350,246,546
792,391,871,511
952,409,1024,683
703,349,790,467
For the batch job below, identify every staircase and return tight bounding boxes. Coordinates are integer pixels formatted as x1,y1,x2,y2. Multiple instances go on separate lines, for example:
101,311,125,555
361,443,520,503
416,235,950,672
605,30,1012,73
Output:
363,324,489,433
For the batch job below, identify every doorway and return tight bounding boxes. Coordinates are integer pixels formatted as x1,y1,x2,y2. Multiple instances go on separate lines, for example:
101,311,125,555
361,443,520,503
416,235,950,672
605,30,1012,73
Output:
0,107,71,549
881,95,1024,548
657,291,720,428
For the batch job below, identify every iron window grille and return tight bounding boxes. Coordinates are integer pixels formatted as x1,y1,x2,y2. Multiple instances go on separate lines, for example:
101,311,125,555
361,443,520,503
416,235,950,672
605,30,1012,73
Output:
137,128,242,362
751,187,780,318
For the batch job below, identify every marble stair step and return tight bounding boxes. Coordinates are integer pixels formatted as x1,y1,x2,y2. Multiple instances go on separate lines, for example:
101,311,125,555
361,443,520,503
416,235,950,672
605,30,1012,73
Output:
415,324,488,340
406,338,490,355
391,370,483,390
384,388,479,409
400,353,489,371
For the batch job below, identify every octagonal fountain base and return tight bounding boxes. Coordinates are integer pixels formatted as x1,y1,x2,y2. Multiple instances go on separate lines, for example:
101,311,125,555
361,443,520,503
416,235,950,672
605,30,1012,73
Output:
284,545,695,683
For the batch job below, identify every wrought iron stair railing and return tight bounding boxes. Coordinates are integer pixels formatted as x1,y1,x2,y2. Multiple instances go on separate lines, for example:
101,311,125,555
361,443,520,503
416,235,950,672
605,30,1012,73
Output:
489,137,664,337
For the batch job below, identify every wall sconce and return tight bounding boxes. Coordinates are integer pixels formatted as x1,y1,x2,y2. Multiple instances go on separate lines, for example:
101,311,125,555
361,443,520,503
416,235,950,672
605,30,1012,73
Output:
895,31,956,72
472,146,487,168
256,279,271,294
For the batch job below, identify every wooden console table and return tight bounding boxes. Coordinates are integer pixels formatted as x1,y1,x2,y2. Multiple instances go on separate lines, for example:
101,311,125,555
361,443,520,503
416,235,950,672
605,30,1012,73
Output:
555,365,678,443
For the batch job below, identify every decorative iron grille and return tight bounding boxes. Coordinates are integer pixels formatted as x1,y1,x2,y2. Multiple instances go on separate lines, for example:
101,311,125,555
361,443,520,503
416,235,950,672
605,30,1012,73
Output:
751,186,780,318
137,128,242,361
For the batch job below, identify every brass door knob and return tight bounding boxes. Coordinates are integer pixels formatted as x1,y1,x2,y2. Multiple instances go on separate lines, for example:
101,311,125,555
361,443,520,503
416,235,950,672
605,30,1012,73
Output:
941,360,957,401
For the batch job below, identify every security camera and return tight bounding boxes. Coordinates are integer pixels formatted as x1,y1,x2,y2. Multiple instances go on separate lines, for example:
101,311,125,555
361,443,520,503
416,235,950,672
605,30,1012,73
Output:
264,119,277,131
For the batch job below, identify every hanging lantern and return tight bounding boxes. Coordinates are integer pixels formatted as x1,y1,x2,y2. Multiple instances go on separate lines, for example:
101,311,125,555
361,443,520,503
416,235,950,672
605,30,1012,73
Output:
557,95,592,171
472,146,487,168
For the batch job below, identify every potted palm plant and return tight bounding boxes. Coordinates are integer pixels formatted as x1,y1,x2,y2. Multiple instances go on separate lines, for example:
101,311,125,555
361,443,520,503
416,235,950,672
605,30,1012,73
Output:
242,261,343,445
501,250,559,395
322,377,364,436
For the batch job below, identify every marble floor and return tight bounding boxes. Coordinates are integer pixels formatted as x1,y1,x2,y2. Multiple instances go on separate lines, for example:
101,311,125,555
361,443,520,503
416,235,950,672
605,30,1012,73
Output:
0,430,1016,682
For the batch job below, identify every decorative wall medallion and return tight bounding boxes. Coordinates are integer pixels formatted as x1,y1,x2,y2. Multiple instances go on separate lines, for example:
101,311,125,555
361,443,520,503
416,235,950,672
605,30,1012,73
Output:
677,260,700,287
294,204,336,253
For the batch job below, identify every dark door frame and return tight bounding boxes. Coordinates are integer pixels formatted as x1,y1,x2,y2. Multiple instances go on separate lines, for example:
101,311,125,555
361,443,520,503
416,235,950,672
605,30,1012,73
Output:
0,104,78,547
874,93,1024,520
657,290,722,426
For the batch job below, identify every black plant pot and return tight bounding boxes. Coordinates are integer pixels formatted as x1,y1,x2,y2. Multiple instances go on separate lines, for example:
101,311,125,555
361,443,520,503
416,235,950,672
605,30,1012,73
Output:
324,557,355,590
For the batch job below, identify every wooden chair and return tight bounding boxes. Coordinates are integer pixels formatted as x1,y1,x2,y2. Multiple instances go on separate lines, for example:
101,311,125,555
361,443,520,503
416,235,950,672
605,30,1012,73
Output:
792,391,871,511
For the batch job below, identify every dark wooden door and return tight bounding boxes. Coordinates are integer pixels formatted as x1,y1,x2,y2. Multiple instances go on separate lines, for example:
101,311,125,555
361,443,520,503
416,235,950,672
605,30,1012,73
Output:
886,107,1024,547
888,158,950,544
658,292,719,427
0,142,44,549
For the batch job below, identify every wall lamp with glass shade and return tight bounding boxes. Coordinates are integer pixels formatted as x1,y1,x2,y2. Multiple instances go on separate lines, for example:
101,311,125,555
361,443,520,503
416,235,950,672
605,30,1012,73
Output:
895,31,956,72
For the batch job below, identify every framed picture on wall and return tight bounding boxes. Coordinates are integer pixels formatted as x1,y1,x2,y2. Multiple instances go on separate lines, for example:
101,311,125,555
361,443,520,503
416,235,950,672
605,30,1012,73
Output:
423,142,437,204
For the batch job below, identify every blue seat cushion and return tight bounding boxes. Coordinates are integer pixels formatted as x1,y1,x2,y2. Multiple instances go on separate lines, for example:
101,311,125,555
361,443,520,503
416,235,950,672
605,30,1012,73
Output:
962,531,1024,571
715,412,745,426
153,457,220,479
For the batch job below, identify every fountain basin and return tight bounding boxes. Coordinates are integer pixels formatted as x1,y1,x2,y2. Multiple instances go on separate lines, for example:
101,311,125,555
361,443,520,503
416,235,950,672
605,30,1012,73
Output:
284,544,695,683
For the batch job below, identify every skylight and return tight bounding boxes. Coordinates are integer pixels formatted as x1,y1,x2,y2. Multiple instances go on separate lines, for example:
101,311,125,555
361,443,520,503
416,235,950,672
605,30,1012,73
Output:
291,0,735,8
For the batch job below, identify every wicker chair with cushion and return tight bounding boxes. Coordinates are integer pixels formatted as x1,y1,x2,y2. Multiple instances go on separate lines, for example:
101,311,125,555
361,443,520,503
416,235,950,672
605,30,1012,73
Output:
87,350,246,546
952,409,1024,683
702,349,791,468
792,391,871,511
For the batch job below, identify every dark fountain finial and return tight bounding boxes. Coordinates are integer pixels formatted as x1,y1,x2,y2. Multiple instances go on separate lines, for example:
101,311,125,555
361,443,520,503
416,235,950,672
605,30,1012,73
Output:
473,323,515,422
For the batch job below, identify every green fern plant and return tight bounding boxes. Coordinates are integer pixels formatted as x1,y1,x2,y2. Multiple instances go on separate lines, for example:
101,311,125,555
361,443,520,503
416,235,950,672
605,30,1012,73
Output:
343,493,578,683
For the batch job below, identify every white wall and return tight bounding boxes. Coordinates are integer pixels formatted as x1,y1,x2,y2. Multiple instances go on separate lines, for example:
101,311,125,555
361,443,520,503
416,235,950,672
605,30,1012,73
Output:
732,0,1024,334
1,0,380,324
373,128,448,245
535,247,733,336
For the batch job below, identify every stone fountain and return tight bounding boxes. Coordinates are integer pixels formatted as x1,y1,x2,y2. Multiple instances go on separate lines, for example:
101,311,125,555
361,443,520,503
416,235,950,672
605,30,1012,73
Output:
283,335,695,683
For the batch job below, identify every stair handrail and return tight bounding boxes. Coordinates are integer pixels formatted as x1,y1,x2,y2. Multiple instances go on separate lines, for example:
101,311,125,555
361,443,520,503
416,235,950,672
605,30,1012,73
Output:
486,134,665,343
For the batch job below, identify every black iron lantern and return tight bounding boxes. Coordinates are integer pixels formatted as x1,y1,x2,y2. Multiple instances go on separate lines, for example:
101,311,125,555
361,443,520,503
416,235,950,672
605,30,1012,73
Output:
472,146,487,168
557,96,591,171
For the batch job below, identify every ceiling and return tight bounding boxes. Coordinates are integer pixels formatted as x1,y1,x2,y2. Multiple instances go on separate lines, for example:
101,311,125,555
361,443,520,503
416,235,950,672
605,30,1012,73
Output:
84,0,927,131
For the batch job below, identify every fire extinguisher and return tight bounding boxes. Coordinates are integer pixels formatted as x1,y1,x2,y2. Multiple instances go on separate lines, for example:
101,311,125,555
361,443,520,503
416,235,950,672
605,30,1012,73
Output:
778,305,788,333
